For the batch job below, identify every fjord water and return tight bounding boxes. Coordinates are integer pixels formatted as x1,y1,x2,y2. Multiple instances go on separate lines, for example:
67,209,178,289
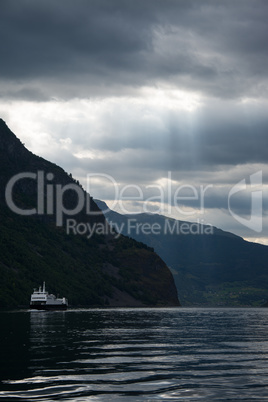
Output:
1,308,268,401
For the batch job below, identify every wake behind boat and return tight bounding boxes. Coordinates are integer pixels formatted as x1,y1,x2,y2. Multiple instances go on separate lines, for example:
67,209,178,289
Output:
30,282,68,310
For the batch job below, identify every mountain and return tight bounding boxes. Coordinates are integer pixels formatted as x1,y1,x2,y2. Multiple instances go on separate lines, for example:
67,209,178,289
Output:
0,118,179,308
95,200,268,307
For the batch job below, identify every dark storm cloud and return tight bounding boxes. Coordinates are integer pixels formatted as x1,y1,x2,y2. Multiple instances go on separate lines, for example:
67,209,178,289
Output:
0,0,153,78
1,0,268,100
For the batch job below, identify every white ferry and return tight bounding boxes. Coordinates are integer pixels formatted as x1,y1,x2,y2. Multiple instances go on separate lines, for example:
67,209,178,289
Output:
30,282,68,310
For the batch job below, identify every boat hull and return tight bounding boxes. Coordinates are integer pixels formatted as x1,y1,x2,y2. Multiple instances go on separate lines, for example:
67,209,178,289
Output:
30,304,68,311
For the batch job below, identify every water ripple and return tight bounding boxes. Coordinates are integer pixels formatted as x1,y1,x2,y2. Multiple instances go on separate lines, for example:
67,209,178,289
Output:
1,308,268,400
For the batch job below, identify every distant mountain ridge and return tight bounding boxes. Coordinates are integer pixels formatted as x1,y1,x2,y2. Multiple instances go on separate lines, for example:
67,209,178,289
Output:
0,118,179,308
95,199,268,306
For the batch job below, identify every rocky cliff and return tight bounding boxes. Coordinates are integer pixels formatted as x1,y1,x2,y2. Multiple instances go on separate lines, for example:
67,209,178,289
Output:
0,118,180,308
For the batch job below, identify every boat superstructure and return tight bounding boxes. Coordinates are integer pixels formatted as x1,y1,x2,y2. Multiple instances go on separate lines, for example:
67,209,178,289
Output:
30,282,68,310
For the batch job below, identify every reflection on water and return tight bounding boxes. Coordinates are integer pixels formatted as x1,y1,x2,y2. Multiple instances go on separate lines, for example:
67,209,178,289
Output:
1,308,268,400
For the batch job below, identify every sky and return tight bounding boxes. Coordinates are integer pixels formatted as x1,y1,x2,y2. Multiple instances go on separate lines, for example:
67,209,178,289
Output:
0,0,268,243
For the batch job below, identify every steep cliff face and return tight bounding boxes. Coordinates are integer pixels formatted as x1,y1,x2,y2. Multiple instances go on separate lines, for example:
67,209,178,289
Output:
0,118,180,308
